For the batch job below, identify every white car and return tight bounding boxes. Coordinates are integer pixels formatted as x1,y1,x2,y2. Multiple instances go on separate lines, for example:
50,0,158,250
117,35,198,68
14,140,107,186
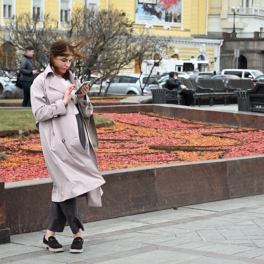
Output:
3,84,23,99
102,73,159,96
0,77,16,94
0,70,18,94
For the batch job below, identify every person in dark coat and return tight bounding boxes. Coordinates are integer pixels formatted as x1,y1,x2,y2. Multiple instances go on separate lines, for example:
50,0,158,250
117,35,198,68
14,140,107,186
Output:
167,72,194,106
20,46,39,107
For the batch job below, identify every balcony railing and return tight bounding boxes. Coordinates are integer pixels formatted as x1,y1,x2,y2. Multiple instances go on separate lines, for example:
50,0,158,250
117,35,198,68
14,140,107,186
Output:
236,32,254,38
223,31,264,40
239,7,264,16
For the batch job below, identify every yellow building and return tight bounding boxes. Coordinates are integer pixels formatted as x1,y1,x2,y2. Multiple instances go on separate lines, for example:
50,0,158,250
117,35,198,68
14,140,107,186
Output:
0,0,222,73
99,0,222,73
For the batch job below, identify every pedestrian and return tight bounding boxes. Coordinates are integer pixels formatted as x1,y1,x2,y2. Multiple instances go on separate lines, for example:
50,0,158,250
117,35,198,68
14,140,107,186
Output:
20,46,39,107
167,72,194,106
30,39,105,253
189,68,199,83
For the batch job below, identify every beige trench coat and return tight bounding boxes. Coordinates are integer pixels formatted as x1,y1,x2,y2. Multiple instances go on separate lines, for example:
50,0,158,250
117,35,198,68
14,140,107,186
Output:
31,65,105,206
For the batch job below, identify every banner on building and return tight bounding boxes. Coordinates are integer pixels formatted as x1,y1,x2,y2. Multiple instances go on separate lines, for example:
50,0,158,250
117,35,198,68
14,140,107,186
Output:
136,0,182,25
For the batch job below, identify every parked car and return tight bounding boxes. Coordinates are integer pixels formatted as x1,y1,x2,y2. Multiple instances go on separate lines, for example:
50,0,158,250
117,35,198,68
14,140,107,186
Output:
102,74,159,95
221,69,263,79
198,71,214,79
3,84,23,99
211,74,240,86
253,74,264,85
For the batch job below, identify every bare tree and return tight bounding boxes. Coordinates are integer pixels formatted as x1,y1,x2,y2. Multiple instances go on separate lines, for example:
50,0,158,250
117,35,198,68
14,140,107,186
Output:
0,7,173,97
0,13,61,76
136,36,174,95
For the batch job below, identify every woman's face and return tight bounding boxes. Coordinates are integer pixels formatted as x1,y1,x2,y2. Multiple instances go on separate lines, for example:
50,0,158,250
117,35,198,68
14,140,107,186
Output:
53,54,73,76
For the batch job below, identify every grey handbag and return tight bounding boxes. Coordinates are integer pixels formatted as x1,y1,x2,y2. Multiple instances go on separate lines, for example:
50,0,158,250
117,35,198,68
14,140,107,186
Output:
84,114,99,149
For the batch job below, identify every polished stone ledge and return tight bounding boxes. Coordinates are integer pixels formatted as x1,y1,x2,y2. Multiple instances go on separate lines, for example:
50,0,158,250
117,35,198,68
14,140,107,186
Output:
5,155,264,235
4,104,264,235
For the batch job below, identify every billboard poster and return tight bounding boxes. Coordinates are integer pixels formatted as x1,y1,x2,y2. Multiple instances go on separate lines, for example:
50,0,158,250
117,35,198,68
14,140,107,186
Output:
136,0,181,25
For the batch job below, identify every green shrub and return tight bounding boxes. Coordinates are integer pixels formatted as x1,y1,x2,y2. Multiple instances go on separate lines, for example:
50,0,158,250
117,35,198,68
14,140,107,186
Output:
0,153,8,161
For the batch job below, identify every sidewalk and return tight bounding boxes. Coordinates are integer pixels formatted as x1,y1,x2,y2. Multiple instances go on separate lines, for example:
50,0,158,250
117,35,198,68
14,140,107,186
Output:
1,195,264,263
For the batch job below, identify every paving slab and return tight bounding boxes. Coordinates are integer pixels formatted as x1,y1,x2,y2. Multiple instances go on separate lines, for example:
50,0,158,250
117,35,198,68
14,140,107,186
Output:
1,194,264,263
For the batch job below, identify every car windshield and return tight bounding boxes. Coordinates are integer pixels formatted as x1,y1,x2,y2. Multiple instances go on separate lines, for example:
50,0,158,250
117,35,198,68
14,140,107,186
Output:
252,71,263,78
158,76,168,83
142,77,158,84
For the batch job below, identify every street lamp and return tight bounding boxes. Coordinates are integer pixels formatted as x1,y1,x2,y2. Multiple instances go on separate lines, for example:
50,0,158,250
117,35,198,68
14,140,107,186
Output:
231,6,240,33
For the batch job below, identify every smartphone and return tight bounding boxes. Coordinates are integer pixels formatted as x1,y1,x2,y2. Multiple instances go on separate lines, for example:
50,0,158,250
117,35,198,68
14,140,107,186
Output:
75,81,91,94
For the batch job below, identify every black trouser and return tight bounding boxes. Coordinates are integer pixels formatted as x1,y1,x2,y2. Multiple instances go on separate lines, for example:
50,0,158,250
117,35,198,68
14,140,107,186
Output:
47,114,86,234
181,90,194,106
20,81,32,107
47,198,84,234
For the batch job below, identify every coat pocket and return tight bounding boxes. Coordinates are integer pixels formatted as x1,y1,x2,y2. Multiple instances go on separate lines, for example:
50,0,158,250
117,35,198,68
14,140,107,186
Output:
61,139,73,157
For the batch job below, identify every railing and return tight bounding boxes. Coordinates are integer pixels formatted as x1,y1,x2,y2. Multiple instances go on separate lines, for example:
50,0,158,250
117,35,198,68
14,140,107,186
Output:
222,31,264,40
236,32,254,38
260,32,264,38
239,7,264,17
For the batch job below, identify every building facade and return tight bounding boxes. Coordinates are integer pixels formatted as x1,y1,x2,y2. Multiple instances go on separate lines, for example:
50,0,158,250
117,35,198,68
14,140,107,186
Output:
100,0,222,73
0,0,223,73
209,0,264,35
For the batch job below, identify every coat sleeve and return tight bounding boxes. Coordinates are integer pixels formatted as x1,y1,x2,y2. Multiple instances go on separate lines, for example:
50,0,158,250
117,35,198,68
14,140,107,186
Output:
31,76,67,122
20,58,33,76
77,95,93,117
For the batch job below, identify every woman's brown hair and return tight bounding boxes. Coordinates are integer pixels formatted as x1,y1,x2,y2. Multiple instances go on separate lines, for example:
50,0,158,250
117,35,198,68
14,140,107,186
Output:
49,39,86,80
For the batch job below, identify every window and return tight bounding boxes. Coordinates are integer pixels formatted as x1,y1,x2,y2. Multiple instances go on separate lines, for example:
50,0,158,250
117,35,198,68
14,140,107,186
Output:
88,3,96,10
0,42,16,68
183,63,194,72
3,0,12,19
119,77,133,83
244,72,252,78
225,71,243,78
60,0,70,23
112,77,120,83
243,0,254,8
142,77,158,84
84,0,98,10
33,0,42,19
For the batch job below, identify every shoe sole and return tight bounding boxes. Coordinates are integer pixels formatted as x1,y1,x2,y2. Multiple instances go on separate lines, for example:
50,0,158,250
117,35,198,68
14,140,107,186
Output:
43,243,64,253
69,247,84,253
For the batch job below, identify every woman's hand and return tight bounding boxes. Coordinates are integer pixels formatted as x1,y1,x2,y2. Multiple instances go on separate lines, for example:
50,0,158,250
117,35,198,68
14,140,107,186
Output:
77,84,89,99
63,84,75,105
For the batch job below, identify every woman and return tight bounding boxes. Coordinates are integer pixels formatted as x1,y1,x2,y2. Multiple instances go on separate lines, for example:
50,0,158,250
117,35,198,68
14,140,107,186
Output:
167,72,194,106
31,39,105,253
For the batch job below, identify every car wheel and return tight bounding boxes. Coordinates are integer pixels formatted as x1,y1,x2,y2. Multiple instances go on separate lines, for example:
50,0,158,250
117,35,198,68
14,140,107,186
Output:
0,83,3,94
127,91,136,95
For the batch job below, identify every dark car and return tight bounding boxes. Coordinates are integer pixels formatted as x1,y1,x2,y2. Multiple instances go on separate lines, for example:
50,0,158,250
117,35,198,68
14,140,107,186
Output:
253,74,264,85
211,74,240,86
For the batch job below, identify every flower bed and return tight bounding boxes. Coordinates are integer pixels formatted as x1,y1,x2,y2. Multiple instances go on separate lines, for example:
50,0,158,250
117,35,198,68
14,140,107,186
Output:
0,112,263,183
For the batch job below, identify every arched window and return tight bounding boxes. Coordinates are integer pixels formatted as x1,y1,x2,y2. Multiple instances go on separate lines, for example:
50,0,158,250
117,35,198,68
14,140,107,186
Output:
197,54,206,61
238,55,247,69
171,54,179,59
135,54,143,73
0,42,16,68
153,53,160,60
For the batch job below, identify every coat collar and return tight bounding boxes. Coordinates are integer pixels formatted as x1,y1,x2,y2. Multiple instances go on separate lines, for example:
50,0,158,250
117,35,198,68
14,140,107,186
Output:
44,65,78,93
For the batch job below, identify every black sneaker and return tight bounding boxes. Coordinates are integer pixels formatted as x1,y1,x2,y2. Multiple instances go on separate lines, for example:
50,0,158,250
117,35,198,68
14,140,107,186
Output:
43,236,64,252
69,237,84,253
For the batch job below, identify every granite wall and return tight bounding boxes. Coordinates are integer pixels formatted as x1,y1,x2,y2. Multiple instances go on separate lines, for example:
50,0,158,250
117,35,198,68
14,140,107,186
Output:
5,155,264,235
4,104,264,235
0,182,10,243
